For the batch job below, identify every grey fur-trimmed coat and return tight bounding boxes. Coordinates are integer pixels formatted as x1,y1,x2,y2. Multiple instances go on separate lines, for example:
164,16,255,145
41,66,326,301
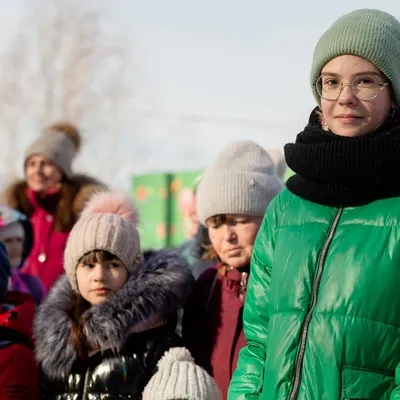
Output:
34,250,194,400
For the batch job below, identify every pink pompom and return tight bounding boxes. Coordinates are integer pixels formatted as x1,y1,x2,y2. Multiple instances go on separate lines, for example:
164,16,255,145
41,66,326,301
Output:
81,192,139,224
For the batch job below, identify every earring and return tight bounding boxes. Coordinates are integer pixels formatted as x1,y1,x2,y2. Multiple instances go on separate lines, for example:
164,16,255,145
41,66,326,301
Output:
321,117,329,131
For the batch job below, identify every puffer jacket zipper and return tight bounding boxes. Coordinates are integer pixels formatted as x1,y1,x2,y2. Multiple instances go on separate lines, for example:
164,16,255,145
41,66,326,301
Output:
82,368,91,400
288,207,343,400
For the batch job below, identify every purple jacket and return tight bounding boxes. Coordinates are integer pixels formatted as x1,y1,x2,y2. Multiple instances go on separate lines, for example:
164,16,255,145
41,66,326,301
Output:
11,269,46,304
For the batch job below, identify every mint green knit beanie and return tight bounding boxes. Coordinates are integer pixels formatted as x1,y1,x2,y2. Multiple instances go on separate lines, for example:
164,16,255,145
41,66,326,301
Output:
310,9,400,107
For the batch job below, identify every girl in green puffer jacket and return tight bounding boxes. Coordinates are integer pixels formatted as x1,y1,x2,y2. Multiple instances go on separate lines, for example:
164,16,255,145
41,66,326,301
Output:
229,9,400,400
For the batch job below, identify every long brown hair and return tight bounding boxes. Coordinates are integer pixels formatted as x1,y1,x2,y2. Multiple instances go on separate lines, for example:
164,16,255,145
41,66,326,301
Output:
53,178,82,231
69,250,118,358
70,293,91,358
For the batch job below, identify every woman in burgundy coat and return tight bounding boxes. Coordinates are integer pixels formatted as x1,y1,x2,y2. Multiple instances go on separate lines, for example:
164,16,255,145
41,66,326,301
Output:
182,140,283,399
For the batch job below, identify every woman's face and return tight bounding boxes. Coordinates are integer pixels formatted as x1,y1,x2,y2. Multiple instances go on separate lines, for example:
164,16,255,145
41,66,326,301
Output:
207,214,262,268
25,154,63,193
320,55,395,137
76,257,128,306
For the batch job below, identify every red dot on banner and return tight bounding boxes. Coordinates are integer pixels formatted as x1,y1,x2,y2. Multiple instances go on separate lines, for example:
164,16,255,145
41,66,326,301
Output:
136,187,148,201
156,223,166,239
170,179,182,193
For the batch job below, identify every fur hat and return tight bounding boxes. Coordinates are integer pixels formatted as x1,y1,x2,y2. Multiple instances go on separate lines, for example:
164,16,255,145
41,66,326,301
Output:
24,121,82,178
196,140,284,224
142,347,222,400
63,192,141,292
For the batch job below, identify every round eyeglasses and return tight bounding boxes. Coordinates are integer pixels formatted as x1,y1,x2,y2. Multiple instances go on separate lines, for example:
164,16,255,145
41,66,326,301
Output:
314,75,389,101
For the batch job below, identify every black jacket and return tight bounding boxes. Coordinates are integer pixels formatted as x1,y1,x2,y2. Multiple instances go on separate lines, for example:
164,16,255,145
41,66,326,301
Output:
34,250,194,399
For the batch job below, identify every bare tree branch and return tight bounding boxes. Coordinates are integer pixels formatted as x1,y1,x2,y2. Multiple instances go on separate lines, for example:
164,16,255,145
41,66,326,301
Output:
0,0,132,181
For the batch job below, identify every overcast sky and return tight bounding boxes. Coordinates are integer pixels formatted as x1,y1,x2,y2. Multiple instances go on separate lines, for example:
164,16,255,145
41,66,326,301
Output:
0,1,399,189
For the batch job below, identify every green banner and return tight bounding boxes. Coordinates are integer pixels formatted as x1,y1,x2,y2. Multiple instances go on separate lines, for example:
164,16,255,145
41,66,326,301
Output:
132,171,202,250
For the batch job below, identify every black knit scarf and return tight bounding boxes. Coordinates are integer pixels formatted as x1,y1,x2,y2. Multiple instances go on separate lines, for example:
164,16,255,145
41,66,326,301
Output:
284,107,400,207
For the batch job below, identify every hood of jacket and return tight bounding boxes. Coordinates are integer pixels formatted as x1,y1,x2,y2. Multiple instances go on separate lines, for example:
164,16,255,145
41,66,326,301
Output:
0,291,35,349
0,203,33,268
34,249,194,379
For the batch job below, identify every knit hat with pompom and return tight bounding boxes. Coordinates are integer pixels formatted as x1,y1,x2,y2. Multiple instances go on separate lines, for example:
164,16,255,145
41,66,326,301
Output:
64,192,141,292
24,121,82,178
142,347,222,400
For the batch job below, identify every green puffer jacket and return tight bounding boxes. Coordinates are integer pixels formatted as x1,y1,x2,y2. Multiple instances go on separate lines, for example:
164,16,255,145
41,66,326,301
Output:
228,188,400,400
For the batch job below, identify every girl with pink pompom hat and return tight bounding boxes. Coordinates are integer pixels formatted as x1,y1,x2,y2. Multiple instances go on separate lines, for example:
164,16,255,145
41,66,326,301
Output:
33,191,195,399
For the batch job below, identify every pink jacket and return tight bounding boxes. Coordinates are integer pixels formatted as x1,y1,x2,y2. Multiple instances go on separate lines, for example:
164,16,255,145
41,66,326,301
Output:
21,189,69,291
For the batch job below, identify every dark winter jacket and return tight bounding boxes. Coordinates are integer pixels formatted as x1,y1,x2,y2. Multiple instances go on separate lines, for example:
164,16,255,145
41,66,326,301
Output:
183,263,249,399
34,250,194,400
0,291,39,400
0,242,10,298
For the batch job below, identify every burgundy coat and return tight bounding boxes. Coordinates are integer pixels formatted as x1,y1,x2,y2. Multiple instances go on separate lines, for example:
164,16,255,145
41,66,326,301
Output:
0,292,39,399
183,263,249,399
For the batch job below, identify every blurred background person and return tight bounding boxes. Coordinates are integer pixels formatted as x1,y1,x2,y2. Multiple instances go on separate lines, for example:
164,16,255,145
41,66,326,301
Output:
0,203,46,304
3,122,105,291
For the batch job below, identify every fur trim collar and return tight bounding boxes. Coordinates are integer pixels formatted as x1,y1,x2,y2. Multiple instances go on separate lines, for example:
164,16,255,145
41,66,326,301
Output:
34,249,194,379
3,174,105,216
2,174,106,232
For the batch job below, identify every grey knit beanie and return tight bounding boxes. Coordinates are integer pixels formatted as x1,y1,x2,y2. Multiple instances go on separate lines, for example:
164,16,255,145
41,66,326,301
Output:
24,122,81,178
196,140,284,225
142,347,222,400
310,9,400,107
64,192,141,292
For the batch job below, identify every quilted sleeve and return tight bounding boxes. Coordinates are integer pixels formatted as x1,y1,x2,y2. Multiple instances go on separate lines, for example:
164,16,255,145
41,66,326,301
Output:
390,364,400,399
228,197,278,399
